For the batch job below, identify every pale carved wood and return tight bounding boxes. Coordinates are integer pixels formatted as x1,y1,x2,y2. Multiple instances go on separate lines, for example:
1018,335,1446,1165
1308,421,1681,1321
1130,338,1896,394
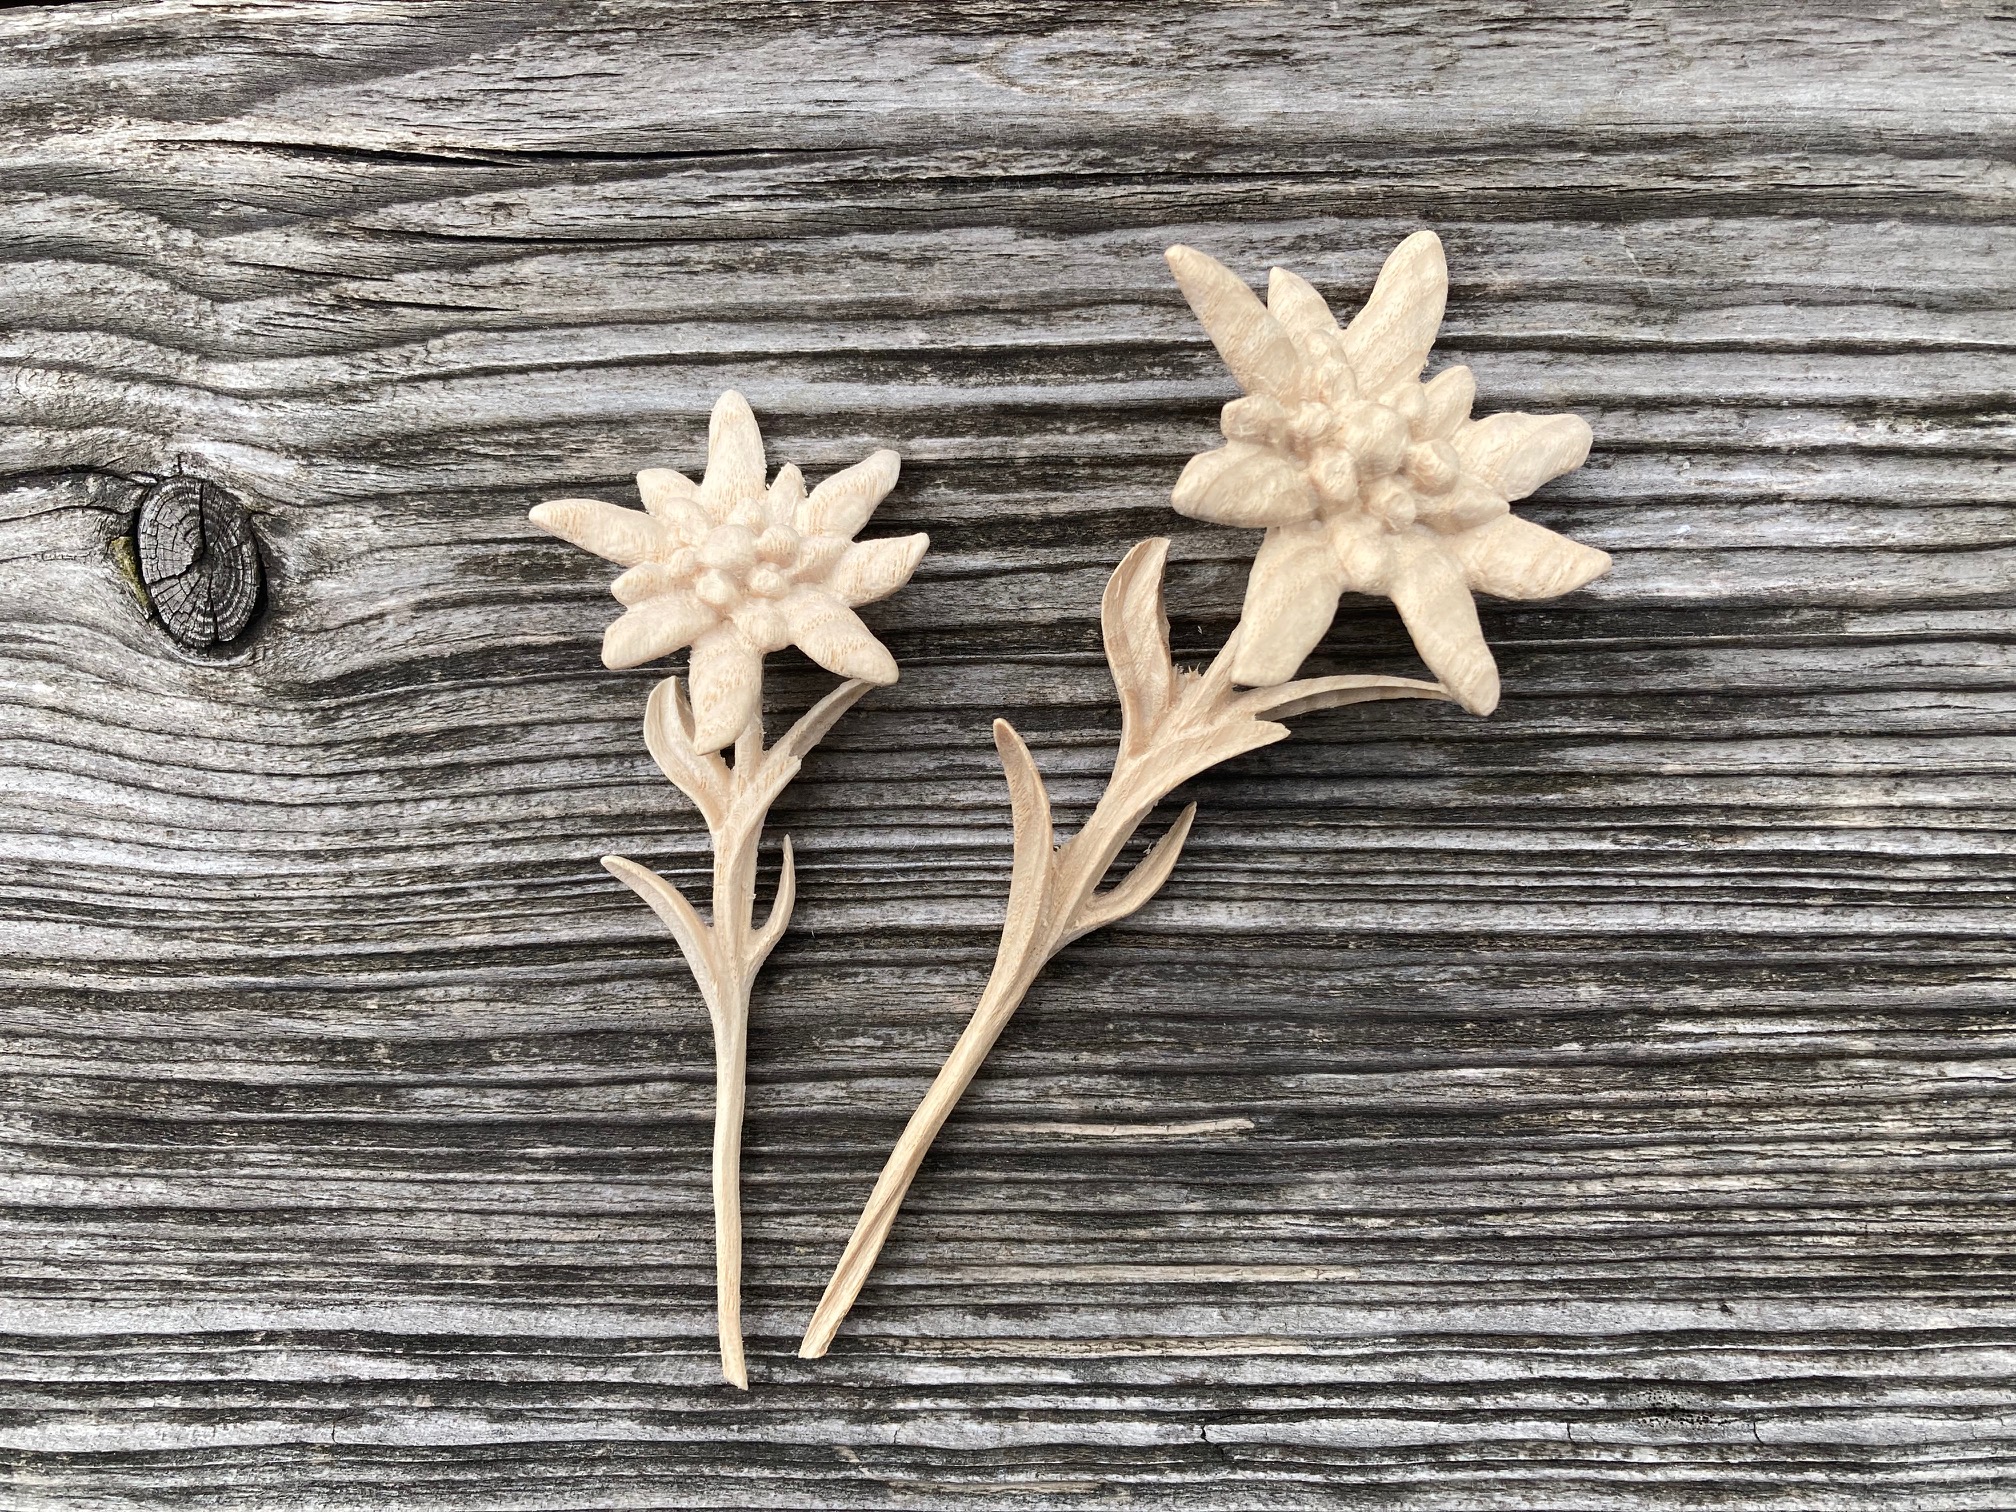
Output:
528,394,925,1387
803,232,1614,1357
4,1,2011,1504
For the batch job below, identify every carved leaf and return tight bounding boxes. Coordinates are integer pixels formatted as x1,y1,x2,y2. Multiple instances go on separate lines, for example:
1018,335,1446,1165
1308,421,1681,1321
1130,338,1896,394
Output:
1234,673,1452,722
1064,803,1197,946
1100,539,1178,757
602,854,721,1004
751,835,796,966
992,718,1056,953
642,677,732,828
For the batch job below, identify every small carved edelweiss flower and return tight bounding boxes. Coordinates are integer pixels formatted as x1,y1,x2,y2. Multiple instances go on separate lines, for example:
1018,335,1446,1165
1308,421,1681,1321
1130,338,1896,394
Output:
530,391,927,752
1166,232,1611,714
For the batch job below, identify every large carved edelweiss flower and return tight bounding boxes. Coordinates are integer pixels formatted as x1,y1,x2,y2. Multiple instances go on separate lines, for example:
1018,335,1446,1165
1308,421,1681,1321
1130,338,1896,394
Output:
1166,232,1610,714
530,391,927,752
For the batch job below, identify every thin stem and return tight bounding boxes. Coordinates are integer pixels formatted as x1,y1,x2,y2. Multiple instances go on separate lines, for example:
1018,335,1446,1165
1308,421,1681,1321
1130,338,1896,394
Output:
699,720,768,1390
800,681,1233,1359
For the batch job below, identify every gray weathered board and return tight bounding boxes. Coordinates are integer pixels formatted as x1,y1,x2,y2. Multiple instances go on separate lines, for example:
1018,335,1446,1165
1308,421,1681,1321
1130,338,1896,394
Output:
0,2,2012,1508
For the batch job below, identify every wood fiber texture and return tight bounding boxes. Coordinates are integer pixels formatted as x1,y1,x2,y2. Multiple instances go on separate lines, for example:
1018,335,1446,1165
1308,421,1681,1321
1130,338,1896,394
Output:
0,2,2012,1507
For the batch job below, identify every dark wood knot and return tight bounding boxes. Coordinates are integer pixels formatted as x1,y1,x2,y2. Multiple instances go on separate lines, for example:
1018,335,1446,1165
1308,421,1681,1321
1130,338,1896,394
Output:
134,477,264,649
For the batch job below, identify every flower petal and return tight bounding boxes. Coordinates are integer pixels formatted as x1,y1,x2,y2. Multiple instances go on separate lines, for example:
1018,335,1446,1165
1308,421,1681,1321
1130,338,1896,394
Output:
1227,519,1350,687
1412,475,1509,532
687,624,764,752
798,449,899,538
1447,514,1611,600
700,390,767,516
611,559,697,605
1172,442,1320,528
1266,266,1338,339
827,533,928,606
767,462,806,524
1420,365,1475,438
601,591,717,670
636,468,710,541
1342,230,1447,396
1452,412,1592,501
1385,532,1498,715
1165,244,1304,401
529,498,671,567
781,587,899,684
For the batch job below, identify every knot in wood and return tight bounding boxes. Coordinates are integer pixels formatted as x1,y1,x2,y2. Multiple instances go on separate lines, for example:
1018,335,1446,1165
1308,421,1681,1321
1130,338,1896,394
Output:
134,477,263,648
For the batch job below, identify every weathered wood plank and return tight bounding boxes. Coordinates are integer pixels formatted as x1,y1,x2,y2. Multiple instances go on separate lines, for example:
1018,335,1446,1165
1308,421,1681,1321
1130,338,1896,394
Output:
0,0,2012,1507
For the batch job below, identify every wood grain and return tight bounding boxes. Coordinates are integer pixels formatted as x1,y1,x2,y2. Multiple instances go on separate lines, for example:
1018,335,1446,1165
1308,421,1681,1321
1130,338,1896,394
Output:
1,1,2012,1507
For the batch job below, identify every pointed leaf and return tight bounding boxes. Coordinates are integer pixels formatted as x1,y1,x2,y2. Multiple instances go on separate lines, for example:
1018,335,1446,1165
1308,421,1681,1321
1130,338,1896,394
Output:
1385,534,1499,715
1235,672,1452,722
993,717,1055,905
1448,513,1611,600
636,469,711,540
642,676,732,827
601,592,716,670
1453,411,1592,501
1099,539,1177,758
827,533,928,606
751,835,796,966
529,498,669,567
1165,244,1305,400
700,390,767,514
1266,265,1338,339
1064,803,1197,946
798,449,899,537
1342,230,1447,395
602,854,721,1001
781,588,899,683
1419,365,1476,438
688,625,764,752
1225,519,1349,687
1171,443,1319,527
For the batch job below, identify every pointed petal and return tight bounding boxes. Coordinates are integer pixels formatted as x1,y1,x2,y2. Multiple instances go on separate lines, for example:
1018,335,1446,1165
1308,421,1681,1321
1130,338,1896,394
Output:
826,533,928,606
1172,442,1319,527
687,625,763,752
798,449,899,537
781,587,899,684
1448,514,1611,601
1413,474,1510,532
767,462,806,524
1226,519,1349,687
636,468,710,540
611,559,698,605
601,592,717,670
529,498,670,567
1266,266,1338,338
1385,533,1498,714
1453,412,1592,501
1165,244,1304,400
700,390,767,516
1342,230,1447,395
1420,365,1475,438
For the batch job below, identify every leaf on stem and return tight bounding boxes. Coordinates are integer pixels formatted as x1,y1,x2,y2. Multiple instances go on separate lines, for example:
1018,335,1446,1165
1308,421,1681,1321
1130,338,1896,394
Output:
602,854,721,1003
992,719,1057,954
1101,538,1178,758
1234,673,1452,722
751,835,796,967
1063,802,1198,946
643,678,732,829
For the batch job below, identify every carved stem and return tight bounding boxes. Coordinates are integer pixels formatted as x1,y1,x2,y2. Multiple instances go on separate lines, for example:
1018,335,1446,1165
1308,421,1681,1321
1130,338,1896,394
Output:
696,720,768,1390
800,541,1446,1359
799,670,1241,1360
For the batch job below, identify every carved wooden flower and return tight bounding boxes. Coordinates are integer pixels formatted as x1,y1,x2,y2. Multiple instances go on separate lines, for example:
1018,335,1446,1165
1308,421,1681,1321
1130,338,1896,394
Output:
1166,232,1611,715
530,391,927,751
